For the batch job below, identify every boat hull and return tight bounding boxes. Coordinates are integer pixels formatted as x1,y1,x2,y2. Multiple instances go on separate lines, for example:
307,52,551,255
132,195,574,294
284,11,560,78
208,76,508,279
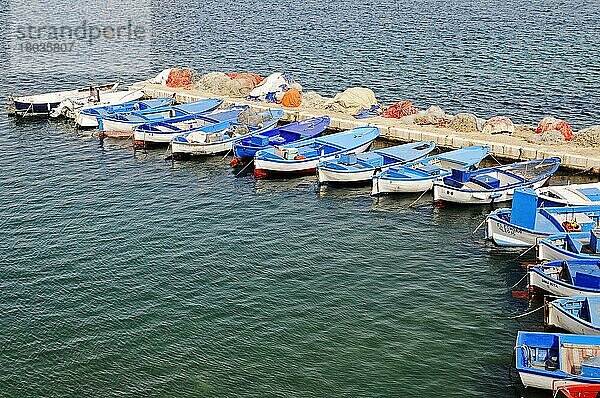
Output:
547,305,600,335
529,269,600,297
538,240,588,262
317,167,379,184
75,113,100,128
485,216,550,247
371,177,435,196
518,370,586,390
254,141,372,176
171,139,233,156
433,178,549,205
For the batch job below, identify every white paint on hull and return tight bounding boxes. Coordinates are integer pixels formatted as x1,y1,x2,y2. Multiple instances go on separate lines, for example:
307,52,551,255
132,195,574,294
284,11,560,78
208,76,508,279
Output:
548,306,600,335
371,177,435,196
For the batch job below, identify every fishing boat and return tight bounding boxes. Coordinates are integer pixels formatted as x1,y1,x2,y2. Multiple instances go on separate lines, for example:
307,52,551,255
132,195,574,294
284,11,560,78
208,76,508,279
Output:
132,106,249,147
432,157,560,205
75,98,174,128
11,82,120,116
547,296,600,335
253,126,380,178
50,90,145,119
231,116,331,166
528,260,600,297
485,188,600,247
515,331,600,390
170,110,284,157
538,230,600,261
317,141,436,185
554,383,600,398
371,146,490,196
537,182,600,207
97,98,222,136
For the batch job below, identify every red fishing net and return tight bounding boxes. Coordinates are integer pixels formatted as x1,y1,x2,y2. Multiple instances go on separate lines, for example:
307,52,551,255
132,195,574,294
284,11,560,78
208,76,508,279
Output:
382,101,419,119
535,117,573,141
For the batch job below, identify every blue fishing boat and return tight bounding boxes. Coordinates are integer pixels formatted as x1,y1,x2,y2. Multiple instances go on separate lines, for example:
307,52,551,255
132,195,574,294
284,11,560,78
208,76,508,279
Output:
170,109,284,156
97,98,222,135
371,146,491,196
133,106,249,147
486,188,600,247
433,157,560,204
76,98,174,128
547,296,600,335
538,229,600,261
231,116,330,166
317,141,436,184
528,260,600,297
515,331,600,390
253,126,380,178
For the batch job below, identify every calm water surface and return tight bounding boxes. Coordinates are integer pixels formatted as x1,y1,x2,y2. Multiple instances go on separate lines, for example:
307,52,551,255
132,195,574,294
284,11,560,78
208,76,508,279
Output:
1,0,599,397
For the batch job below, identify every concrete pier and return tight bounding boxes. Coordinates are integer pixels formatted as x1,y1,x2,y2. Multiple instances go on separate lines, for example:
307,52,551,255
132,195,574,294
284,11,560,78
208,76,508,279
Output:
130,81,600,175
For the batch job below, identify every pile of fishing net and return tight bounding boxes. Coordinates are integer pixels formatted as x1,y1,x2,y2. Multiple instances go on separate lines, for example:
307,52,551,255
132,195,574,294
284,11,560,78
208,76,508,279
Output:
449,113,480,133
197,72,265,97
382,100,419,119
572,125,600,147
482,116,515,135
530,129,567,145
414,106,451,126
148,68,199,89
535,117,573,141
324,87,378,115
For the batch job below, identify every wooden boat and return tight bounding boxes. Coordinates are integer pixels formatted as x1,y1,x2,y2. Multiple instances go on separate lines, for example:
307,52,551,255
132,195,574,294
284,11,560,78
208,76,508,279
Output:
515,331,600,390
555,383,600,398
253,126,380,178
51,90,145,119
170,110,284,156
538,230,600,261
132,106,248,147
537,182,600,207
528,260,600,297
75,98,174,128
432,157,560,205
486,188,600,247
371,146,490,196
98,98,222,135
231,116,330,165
317,141,436,185
11,83,120,116
547,296,600,335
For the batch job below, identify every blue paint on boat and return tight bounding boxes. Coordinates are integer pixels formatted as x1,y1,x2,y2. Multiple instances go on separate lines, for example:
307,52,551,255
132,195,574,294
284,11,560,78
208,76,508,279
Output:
97,98,222,131
80,98,174,118
516,331,600,387
232,116,330,160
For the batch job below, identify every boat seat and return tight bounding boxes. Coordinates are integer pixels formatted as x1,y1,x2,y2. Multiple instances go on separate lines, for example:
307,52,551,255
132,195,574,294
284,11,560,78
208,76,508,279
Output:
471,175,501,189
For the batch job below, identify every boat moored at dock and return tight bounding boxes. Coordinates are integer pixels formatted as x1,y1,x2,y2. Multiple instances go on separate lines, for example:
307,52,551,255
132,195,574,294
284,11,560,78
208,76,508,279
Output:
253,126,380,178
538,229,600,261
537,182,600,207
515,331,600,390
170,109,284,156
432,157,560,205
371,146,490,196
528,260,600,297
75,97,175,128
317,141,436,185
547,296,600,335
486,189,600,247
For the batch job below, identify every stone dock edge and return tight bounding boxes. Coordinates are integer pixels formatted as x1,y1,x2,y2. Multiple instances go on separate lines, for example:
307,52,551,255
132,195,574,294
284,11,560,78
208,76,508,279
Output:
130,81,600,175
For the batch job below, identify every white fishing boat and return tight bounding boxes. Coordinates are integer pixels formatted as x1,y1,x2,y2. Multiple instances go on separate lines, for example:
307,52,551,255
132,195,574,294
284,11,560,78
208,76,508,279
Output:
253,127,380,178
537,182,600,207
486,189,600,247
170,110,283,156
538,230,600,261
528,260,600,297
51,90,145,119
432,158,560,205
11,82,120,116
547,296,600,335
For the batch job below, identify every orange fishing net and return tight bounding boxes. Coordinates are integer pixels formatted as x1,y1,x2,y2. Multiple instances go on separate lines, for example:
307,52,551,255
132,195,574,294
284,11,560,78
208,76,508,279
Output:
280,88,302,107
536,117,573,141
382,101,419,119
166,68,196,89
